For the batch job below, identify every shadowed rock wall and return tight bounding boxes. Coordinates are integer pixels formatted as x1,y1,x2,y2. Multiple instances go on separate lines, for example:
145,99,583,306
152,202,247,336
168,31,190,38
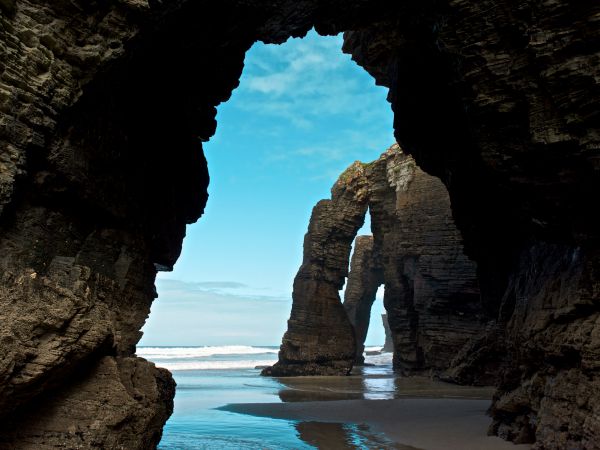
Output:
343,235,383,364
343,5,600,445
0,0,598,447
368,146,483,375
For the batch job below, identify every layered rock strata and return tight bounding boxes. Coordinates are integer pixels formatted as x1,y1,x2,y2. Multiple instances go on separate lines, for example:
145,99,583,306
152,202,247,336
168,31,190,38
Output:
0,0,598,447
343,5,600,445
343,235,383,365
381,314,393,353
270,145,484,376
368,146,483,374
263,163,369,376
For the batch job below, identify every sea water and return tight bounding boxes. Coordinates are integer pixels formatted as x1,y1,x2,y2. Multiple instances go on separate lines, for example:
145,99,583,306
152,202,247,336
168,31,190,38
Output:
137,346,393,449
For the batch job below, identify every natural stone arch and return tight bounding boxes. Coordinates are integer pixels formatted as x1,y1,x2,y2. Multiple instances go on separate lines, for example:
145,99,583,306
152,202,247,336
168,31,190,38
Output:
0,0,597,447
343,234,383,365
267,145,484,376
263,163,370,376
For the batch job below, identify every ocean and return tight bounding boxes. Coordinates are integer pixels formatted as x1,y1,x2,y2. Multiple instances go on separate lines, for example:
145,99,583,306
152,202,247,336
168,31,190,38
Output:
137,345,395,449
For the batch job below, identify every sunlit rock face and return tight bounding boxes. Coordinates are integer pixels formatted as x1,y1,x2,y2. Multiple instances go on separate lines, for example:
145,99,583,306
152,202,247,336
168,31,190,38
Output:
340,147,484,374
381,314,393,352
270,146,484,376
264,162,369,376
367,146,483,375
0,0,598,447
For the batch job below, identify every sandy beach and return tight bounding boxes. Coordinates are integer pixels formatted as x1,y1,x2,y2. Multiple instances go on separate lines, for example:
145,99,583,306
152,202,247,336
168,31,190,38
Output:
223,397,531,450
219,371,531,450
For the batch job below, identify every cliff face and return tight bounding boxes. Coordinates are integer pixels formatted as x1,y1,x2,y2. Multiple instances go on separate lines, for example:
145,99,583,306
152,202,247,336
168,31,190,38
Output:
271,146,484,376
381,314,393,353
0,0,598,447
343,3,600,446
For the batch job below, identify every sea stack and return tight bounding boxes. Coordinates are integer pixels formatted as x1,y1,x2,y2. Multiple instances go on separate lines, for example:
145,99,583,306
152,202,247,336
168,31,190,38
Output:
266,144,484,376
263,162,370,376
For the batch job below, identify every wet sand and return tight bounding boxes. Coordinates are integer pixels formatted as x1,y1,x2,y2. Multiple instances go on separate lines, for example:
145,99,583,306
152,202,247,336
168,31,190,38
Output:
223,398,530,450
223,372,531,450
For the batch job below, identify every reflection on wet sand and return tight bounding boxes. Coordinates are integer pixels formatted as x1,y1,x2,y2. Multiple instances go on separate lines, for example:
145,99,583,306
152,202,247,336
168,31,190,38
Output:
276,364,495,403
222,362,520,450
294,421,421,450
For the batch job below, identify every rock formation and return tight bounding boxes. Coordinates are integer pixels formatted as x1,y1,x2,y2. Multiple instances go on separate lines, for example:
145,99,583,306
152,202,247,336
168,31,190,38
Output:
263,162,369,376
343,7,600,446
343,235,383,365
270,145,484,376
0,0,598,447
381,314,393,353
368,146,483,374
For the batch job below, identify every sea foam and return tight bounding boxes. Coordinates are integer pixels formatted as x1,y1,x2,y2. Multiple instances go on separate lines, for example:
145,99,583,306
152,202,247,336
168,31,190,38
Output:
137,345,278,359
154,359,278,371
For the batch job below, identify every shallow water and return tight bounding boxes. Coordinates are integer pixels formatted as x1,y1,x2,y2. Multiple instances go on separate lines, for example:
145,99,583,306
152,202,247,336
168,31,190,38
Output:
139,346,489,449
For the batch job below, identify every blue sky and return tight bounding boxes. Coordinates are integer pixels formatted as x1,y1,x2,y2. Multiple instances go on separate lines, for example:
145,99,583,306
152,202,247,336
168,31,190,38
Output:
139,30,394,347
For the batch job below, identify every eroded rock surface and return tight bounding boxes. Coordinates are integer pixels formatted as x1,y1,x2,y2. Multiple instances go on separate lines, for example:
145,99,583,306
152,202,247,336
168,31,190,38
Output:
0,356,175,449
343,235,383,365
368,146,483,375
263,163,369,376
343,4,600,446
274,146,484,376
0,0,598,447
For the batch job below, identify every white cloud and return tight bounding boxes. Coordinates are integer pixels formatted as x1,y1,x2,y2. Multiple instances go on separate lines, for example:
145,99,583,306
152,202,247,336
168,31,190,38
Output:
237,29,389,129
139,278,292,346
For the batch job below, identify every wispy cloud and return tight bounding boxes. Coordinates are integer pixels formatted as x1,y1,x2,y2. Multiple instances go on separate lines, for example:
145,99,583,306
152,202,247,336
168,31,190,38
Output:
156,278,290,304
140,277,292,346
236,30,390,130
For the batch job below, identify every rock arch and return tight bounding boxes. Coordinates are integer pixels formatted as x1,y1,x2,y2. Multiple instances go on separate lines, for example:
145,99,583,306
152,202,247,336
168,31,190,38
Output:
0,0,598,447
267,145,484,376
343,234,383,365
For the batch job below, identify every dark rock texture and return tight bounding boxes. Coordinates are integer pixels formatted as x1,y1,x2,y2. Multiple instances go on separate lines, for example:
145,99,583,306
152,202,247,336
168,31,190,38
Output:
0,0,598,447
343,235,383,364
263,163,369,376
343,3,600,447
381,314,393,353
367,146,483,375
0,357,175,449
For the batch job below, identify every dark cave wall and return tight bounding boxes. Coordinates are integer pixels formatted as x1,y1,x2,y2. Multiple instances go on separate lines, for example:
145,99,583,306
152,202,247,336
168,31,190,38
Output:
343,1,600,446
0,0,598,447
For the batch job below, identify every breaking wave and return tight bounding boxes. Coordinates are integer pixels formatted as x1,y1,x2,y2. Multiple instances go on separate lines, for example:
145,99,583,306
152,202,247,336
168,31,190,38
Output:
137,345,278,360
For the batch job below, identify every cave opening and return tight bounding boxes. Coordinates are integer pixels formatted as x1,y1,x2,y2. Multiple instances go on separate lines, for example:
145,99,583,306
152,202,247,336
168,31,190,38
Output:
137,28,393,350
134,28,397,446
2,0,595,447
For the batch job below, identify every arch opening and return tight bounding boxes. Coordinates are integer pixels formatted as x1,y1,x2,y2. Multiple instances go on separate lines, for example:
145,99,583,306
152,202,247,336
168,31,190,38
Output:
135,29,399,448
0,1,597,448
